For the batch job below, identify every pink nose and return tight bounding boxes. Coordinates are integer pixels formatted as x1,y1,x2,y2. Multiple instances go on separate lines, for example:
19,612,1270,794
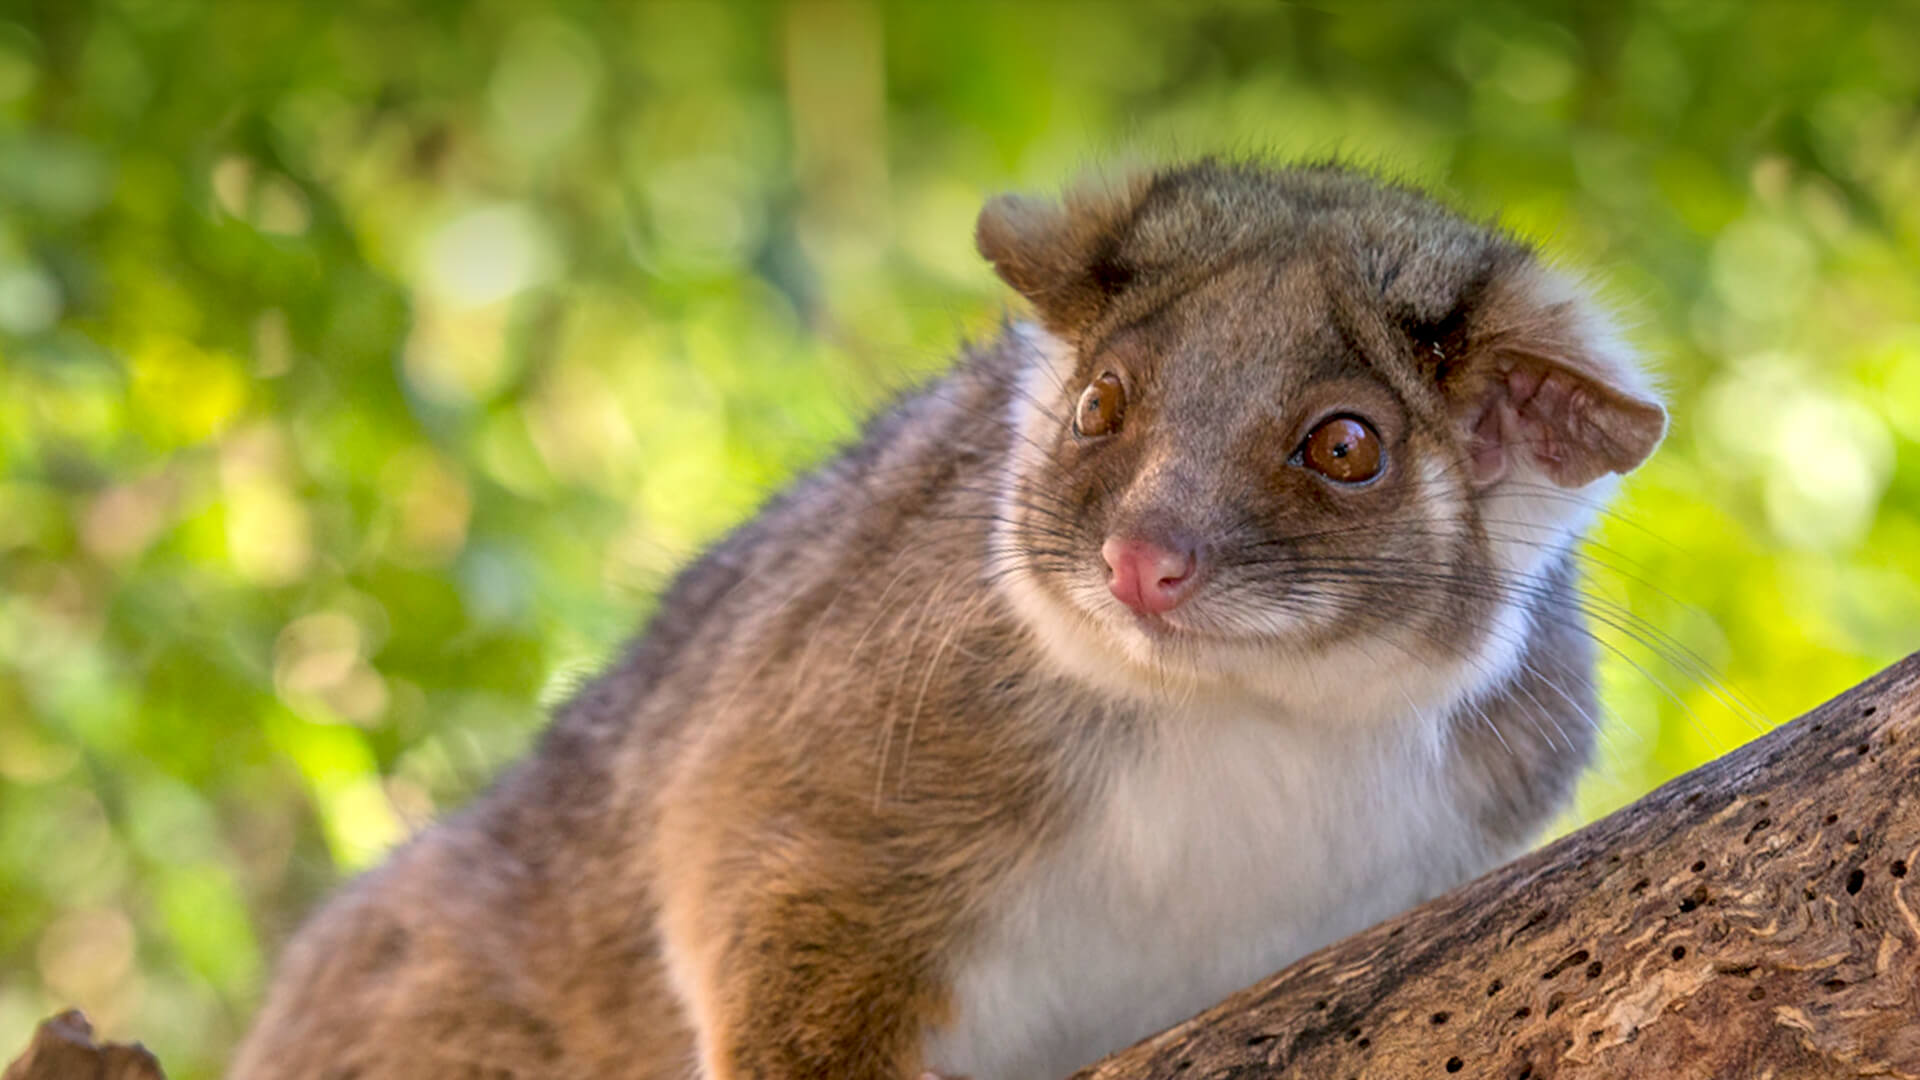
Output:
1102,537,1199,616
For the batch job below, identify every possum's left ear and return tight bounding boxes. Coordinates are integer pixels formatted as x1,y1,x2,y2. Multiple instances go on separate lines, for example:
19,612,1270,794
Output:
1445,266,1667,490
975,173,1152,337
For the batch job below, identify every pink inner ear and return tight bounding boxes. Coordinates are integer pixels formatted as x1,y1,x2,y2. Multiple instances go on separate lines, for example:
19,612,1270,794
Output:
1467,399,1515,486
1467,363,1665,490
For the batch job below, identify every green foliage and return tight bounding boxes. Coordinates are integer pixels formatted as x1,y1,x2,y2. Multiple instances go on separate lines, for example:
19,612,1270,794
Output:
3,1,1918,1074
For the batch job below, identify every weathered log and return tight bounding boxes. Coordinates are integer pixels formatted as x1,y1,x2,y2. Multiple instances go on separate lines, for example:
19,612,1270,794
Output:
1,1012,164,1080
1077,651,1920,1080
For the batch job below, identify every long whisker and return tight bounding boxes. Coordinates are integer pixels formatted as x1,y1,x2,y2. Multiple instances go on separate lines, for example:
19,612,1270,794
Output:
1229,513,1765,728
1255,564,1747,754
1255,553,1765,734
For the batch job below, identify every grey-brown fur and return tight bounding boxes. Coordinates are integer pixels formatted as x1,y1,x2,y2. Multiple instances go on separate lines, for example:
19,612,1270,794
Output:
231,160,1662,1080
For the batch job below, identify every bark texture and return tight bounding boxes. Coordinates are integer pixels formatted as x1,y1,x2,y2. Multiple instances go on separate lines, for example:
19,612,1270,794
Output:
1077,650,1920,1080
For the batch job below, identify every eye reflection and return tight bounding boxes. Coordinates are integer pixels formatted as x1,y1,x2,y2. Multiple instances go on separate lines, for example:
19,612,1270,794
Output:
1074,372,1126,438
1298,415,1383,484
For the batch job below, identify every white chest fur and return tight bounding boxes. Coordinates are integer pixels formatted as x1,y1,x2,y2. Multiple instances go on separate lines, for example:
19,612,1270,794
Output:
923,709,1503,1080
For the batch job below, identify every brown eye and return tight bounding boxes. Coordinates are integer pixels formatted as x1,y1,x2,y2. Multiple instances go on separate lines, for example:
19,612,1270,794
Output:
1298,415,1383,484
1074,372,1126,438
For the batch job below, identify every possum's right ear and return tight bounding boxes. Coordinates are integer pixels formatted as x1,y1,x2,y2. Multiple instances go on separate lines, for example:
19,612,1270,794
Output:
975,173,1151,336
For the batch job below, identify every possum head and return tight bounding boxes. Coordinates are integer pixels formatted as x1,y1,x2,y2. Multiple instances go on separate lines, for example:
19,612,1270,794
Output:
979,161,1665,722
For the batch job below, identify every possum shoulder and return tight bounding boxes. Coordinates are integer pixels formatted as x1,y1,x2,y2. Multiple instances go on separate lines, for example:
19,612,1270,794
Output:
538,341,1021,758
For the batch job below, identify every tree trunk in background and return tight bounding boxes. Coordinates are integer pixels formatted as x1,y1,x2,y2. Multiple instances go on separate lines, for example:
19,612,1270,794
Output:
1077,651,1920,1080
10,655,1919,1080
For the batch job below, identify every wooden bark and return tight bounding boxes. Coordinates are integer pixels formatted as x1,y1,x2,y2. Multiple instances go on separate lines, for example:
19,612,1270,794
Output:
1077,650,1920,1080
10,655,1919,1079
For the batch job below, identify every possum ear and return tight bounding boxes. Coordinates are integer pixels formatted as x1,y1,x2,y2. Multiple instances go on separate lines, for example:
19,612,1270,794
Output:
975,173,1151,335
1448,267,1667,490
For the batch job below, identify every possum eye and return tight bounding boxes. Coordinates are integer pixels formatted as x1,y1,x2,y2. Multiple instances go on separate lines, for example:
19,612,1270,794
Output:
1295,415,1384,484
1074,372,1126,438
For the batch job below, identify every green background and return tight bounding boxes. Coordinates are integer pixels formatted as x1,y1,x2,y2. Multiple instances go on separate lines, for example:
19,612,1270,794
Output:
4,1,1919,1075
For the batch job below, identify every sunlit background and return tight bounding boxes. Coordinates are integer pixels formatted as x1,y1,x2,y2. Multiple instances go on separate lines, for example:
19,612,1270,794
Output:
3,0,1919,1074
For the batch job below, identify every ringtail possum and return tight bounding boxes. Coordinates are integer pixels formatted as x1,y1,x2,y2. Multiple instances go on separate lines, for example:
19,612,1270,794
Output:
232,160,1667,1080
